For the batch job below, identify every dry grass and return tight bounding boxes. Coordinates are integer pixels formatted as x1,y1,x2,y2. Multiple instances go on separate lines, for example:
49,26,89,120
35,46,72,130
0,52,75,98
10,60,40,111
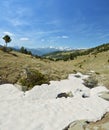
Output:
0,50,109,88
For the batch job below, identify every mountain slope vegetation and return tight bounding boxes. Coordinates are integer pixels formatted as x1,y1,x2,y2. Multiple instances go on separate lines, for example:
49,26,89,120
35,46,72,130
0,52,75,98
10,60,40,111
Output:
43,43,109,61
0,43,109,89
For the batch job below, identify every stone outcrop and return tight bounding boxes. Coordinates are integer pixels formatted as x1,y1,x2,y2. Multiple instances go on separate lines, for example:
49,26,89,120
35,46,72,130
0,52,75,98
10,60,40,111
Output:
63,120,88,130
83,76,98,88
74,88,90,98
86,113,109,130
56,91,73,98
63,113,109,130
98,91,109,101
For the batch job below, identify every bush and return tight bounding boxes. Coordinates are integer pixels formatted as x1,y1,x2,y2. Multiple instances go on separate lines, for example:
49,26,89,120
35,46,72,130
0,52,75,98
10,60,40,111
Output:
19,69,49,90
0,46,13,52
19,46,32,55
95,72,100,75
0,46,7,52
79,64,82,68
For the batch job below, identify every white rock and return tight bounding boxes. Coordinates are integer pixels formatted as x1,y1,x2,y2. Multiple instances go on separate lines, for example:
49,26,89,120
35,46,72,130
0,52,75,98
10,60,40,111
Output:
0,73,109,130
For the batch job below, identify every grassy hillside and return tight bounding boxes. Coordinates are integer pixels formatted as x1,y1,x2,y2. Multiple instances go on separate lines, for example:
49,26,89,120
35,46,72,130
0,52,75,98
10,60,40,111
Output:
0,47,109,89
43,43,109,61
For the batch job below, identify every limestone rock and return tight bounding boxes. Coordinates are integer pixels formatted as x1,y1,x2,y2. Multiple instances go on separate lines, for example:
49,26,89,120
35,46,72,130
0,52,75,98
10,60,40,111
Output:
63,120,88,130
56,91,73,98
74,89,90,98
99,91,109,101
83,76,98,88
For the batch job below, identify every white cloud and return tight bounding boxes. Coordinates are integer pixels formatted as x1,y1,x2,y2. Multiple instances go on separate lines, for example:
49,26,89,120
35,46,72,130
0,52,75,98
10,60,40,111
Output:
20,37,29,41
57,35,69,39
62,36,69,39
3,31,14,36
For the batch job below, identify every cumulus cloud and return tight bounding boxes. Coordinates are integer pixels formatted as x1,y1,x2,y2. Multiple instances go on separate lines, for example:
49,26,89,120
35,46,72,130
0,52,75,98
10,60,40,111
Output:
20,37,29,41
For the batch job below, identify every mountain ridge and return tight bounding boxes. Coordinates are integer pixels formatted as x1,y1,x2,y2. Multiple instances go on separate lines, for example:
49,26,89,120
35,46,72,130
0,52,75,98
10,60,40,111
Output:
13,46,73,56
43,43,109,60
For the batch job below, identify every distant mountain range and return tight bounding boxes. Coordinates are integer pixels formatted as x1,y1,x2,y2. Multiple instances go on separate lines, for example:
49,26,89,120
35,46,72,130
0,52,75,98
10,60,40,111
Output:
28,47,73,56
0,45,73,56
13,46,73,56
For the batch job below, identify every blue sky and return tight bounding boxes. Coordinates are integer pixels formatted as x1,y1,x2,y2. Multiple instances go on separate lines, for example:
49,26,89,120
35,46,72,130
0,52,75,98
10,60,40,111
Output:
0,0,109,49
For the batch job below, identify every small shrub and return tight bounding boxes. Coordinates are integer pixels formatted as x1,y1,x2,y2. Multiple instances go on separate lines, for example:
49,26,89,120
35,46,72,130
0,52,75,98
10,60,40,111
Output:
79,64,82,68
0,46,13,52
95,72,100,75
73,70,77,73
19,69,49,90
0,46,7,52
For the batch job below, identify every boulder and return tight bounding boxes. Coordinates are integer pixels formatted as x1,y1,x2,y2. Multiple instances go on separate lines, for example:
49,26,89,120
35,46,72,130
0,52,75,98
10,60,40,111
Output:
74,89,90,98
63,113,109,130
86,113,109,130
83,76,98,88
63,120,88,130
98,91,109,101
56,91,73,99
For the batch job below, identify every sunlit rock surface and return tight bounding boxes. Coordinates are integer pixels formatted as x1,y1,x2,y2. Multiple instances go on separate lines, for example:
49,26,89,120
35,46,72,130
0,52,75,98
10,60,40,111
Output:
0,73,109,130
